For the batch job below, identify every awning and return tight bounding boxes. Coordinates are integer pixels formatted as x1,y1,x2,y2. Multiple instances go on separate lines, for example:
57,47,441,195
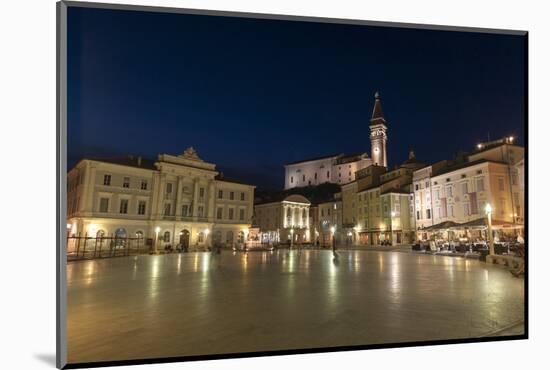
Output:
421,221,462,231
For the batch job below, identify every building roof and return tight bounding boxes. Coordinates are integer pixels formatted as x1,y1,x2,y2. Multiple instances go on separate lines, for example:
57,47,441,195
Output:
214,174,256,187
370,91,386,125
431,158,508,177
381,187,411,195
285,153,342,166
76,156,255,187
255,183,340,206
83,156,158,170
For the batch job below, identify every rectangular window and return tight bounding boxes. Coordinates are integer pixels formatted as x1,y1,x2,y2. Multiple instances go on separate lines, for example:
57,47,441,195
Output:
199,187,205,197
228,208,234,220
166,183,172,193
217,207,223,219
303,175,306,182
240,192,245,201
291,176,294,183
461,182,468,195
182,205,189,216
99,198,109,213
447,204,454,217
327,171,330,179
446,186,453,197
164,203,171,216
463,203,470,216
230,191,234,200
218,190,223,199
138,201,146,215
498,177,505,191
141,180,147,190
416,211,420,220
435,189,440,199
425,181,429,188
314,173,318,180
120,199,128,214
476,178,485,192
426,209,431,219
123,177,130,188
239,209,245,221
103,174,111,186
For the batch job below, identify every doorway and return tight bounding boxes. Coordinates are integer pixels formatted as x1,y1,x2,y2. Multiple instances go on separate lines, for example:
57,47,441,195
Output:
179,229,190,249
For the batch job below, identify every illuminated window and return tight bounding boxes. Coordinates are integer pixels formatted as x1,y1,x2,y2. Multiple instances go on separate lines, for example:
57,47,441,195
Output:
138,201,146,215
99,198,109,213
119,199,128,214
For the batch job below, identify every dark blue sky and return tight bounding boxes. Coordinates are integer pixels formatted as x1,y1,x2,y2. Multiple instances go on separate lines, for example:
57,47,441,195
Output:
67,6,526,190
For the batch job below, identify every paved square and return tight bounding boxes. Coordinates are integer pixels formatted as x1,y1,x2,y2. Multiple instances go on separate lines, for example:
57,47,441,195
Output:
67,250,524,364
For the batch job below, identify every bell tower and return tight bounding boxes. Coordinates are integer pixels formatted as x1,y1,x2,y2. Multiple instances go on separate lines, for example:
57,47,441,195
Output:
370,91,388,168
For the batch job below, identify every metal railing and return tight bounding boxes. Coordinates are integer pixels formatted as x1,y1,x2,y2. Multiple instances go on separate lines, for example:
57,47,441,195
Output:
67,234,151,261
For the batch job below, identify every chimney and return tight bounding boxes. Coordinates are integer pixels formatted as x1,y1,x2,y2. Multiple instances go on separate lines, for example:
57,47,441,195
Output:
409,149,415,159
137,156,142,166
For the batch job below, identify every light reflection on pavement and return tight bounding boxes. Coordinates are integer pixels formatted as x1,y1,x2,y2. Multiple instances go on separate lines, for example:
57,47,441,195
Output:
67,250,524,364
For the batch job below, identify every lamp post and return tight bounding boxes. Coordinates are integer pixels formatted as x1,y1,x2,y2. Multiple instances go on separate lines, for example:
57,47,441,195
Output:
390,211,396,246
485,204,495,255
204,228,210,248
154,226,160,254
289,228,294,250
330,226,336,254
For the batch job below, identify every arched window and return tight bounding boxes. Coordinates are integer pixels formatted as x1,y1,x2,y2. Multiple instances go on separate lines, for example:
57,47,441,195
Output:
163,231,170,242
114,228,127,248
213,230,222,245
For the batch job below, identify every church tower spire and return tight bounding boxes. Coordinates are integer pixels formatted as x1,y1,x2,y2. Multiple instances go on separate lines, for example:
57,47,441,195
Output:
370,91,388,168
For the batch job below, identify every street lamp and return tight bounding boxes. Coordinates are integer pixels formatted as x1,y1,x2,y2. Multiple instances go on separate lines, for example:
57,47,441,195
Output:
330,226,336,253
289,228,294,250
154,226,161,254
204,228,210,247
390,211,396,246
485,204,494,255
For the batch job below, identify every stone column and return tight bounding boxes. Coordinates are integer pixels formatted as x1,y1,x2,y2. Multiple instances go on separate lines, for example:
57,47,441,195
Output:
192,178,200,219
175,176,183,217
207,180,215,221
82,163,97,214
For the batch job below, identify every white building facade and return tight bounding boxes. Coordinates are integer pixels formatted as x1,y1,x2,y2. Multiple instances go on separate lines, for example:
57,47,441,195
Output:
254,195,311,244
283,92,389,190
66,148,255,250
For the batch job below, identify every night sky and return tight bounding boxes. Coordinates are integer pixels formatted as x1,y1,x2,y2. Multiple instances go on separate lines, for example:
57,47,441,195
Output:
67,6,526,190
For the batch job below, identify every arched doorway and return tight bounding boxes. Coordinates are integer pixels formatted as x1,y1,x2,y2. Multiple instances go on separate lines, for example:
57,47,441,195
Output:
179,229,190,249
212,230,222,247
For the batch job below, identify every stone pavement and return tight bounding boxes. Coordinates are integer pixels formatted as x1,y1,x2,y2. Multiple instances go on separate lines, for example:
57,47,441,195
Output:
67,249,525,364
